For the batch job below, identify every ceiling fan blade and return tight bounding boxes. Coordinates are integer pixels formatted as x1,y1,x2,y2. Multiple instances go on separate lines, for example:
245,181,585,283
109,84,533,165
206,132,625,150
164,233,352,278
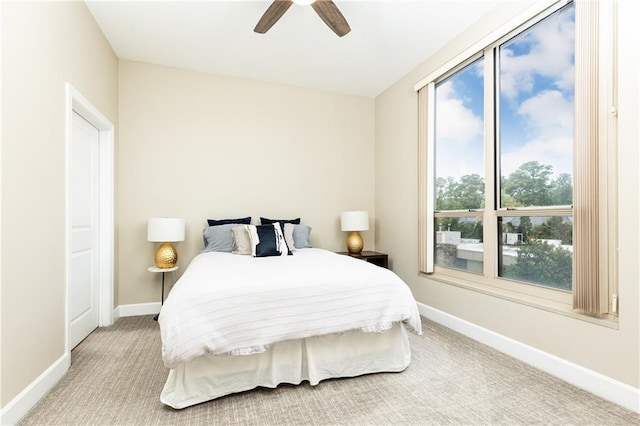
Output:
254,0,294,34
311,0,351,37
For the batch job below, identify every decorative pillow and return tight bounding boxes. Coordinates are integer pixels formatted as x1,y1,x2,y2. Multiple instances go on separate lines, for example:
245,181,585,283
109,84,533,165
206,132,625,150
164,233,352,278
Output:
293,225,312,248
283,223,296,251
202,224,239,253
260,217,301,225
245,223,292,257
231,226,252,255
207,217,251,226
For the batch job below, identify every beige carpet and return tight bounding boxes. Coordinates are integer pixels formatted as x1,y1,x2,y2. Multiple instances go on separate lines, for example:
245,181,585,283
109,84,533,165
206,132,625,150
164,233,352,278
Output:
19,316,639,425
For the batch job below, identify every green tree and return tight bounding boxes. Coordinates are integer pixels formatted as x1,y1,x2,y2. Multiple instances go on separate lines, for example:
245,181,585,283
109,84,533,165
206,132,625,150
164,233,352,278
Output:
503,161,553,207
500,175,523,208
502,240,572,291
436,217,460,233
435,243,459,267
455,174,485,210
436,177,459,210
551,173,573,205
457,218,483,241
517,216,533,242
501,220,517,234
531,216,573,244
436,174,484,210
500,191,523,208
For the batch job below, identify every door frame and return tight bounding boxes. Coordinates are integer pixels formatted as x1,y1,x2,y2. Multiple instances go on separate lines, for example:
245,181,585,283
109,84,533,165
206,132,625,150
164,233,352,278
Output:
65,83,114,359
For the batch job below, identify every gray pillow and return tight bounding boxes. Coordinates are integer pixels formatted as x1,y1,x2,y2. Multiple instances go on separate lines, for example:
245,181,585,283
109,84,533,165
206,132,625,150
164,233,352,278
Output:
202,224,238,253
293,225,312,248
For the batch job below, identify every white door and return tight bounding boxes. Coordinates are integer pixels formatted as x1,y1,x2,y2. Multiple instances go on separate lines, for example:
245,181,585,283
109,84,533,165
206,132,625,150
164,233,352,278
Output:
69,111,100,349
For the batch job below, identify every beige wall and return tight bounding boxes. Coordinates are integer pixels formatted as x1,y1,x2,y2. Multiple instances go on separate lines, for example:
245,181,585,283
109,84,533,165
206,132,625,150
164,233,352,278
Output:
375,0,639,388
117,61,375,305
0,1,118,407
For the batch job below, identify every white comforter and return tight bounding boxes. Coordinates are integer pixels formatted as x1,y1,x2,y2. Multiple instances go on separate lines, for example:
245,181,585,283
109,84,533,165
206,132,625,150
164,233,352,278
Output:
159,248,422,369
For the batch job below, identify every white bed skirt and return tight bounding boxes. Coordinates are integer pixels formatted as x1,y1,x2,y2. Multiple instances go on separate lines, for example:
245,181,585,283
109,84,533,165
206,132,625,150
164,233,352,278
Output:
161,323,411,409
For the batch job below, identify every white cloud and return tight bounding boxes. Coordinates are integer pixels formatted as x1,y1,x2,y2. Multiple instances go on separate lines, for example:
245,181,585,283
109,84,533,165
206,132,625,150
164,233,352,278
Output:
499,6,574,100
435,80,483,145
434,80,485,178
501,90,573,177
436,146,484,179
518,89,573,138
434,3,575,183
499,4,575,180
501,137,572,177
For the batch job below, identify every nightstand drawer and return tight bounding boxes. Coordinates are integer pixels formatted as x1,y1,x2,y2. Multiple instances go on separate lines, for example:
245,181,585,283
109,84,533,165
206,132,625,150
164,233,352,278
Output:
336,251,388,269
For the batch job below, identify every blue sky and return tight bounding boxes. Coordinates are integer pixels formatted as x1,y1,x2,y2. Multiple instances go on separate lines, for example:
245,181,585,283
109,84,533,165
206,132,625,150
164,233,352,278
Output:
434,3,575,182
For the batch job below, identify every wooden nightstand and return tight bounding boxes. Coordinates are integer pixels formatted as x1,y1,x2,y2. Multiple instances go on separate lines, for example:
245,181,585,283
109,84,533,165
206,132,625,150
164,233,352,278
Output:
337,251,389,269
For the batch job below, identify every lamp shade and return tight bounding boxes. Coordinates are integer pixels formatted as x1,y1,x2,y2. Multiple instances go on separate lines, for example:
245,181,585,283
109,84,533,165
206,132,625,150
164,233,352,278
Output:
147,218,185,242
340,211,369,232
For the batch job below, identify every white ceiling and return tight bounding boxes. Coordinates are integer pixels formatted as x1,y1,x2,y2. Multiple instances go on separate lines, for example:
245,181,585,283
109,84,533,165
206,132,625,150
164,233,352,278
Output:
86,0,501,97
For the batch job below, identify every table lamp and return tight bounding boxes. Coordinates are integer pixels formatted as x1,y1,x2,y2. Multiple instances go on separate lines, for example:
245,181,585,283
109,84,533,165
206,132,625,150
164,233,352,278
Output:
340,211,369,255
147,218,185,268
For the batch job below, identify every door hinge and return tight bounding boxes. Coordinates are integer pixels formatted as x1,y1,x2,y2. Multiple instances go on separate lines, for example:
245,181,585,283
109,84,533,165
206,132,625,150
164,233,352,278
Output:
611,294,618,313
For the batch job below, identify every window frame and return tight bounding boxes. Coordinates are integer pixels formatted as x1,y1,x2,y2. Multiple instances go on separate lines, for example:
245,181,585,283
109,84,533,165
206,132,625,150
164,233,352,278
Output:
416,0,618,325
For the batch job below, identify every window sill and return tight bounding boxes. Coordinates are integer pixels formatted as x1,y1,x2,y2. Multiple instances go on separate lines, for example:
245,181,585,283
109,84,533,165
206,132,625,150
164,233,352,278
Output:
419,271,619,329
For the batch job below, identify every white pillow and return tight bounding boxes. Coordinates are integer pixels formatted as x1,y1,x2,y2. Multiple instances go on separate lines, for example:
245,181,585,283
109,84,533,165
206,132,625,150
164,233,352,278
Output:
283,223,296,251
231,226,252,255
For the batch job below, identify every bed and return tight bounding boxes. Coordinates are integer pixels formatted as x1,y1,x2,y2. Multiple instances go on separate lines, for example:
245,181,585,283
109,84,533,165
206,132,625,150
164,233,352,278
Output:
158,243,421,409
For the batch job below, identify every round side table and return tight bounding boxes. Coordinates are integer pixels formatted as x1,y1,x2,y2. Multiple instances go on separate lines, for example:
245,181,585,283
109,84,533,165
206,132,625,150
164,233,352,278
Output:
148,266,178,321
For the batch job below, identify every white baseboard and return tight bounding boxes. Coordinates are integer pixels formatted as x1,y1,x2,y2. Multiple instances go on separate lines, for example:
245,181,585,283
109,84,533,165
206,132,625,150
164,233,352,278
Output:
115,302,160,318
418,303,640,414
112,305,121,322
0,353,69,425
0,303,157,425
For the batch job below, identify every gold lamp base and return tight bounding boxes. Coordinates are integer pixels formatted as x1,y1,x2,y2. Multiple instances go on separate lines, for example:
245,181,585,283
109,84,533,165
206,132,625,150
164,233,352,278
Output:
155,242,178,268
346,231,364,255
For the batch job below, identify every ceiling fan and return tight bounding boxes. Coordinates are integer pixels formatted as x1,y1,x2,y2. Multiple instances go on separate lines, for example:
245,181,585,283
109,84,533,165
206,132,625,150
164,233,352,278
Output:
254,0,351,37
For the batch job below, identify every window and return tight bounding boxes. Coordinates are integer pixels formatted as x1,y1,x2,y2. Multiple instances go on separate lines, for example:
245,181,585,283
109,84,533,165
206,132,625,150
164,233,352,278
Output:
434,57,485,275
496,4,575,292
416,0,617,320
